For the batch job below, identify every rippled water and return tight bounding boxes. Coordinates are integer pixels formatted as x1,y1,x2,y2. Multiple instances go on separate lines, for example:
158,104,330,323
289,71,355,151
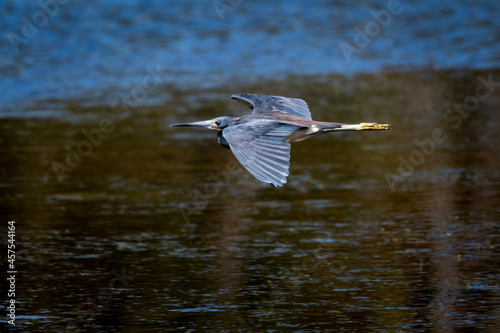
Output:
1,1,500,332
2,0,500,112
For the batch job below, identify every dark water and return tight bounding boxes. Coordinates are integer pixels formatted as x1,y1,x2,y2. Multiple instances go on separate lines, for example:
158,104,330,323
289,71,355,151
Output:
1,1,500,332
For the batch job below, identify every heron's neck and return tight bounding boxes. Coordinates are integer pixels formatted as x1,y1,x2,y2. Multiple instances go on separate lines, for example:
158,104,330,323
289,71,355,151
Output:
229,116,242,126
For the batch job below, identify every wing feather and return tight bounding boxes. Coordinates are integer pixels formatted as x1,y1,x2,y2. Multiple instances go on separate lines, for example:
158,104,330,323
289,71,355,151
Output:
222,120,301,187
231,94,312,120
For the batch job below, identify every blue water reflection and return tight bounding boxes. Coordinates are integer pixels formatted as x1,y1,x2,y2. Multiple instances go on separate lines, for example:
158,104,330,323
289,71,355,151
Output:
2,0,500,112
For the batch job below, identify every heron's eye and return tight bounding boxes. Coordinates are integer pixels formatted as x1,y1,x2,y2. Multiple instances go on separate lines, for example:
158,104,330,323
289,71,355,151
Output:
213,120,220,126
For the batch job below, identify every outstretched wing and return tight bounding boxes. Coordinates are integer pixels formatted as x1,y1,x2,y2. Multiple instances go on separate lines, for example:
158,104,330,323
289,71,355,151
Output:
222,120,301,187
231,94,312,120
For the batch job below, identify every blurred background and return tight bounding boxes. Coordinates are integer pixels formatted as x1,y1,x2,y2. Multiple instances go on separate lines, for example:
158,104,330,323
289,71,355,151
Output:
1,0,500,332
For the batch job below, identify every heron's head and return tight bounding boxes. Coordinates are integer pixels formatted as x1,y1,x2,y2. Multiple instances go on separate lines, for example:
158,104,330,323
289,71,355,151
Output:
171,116,232,131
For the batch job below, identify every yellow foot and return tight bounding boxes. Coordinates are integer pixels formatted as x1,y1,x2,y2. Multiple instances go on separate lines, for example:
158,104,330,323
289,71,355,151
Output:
359,123,391,130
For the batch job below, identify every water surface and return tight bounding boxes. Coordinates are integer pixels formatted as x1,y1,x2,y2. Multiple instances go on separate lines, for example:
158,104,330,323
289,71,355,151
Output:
1,1,500,332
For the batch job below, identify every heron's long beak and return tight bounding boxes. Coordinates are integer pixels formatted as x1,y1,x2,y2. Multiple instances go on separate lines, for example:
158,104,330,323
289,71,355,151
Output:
170,120,214,129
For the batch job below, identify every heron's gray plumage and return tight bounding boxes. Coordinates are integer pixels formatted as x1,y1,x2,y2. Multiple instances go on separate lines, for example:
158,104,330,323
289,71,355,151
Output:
231,94,312,120
171,94,390,187
222,120,301,187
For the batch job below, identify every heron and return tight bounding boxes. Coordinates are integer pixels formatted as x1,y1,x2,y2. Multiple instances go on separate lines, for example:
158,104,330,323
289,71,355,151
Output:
171,94,389,187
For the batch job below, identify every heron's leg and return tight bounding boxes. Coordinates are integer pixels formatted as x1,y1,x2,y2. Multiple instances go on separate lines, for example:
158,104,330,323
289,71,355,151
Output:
286,122,390,142
323,123,390,131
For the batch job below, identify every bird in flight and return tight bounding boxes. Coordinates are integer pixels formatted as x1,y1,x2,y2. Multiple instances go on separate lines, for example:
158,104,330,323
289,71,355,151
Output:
171,94,389,187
